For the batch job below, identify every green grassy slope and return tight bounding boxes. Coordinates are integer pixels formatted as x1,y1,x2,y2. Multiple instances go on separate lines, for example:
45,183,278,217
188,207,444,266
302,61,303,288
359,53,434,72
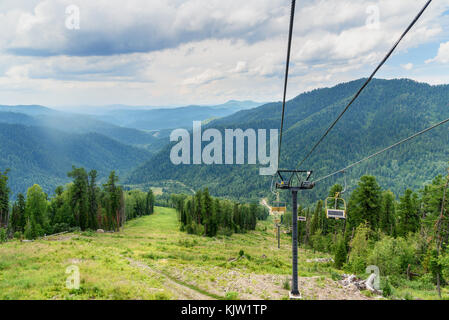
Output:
0,207,342,300
1,207,443,300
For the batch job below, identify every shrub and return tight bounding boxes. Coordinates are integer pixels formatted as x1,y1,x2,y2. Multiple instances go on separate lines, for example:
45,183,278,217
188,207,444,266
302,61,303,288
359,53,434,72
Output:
0,228,7,243
330,270,342,281
334,239,347,269
311,232,334,254
367,236,415,276
347,223,372,274
381,277,393,297
225,292,239,300
282,278,290,290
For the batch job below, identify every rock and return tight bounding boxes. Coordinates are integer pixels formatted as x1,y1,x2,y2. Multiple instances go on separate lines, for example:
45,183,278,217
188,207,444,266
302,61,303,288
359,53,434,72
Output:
96,229,105,233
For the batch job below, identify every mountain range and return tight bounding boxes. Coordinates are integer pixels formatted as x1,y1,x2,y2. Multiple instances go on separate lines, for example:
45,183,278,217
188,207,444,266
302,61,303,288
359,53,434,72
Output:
2,81,448,204
0,101,261,197
125,78,449,204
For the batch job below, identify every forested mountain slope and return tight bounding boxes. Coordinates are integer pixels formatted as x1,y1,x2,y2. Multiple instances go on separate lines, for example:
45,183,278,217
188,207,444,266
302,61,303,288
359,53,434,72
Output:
0,123,152,197
126,78,449,203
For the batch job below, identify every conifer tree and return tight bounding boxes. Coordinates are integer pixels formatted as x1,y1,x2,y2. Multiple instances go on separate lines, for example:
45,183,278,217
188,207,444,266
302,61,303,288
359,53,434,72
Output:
25,184,49,238
380,190,396,236
0,169,10,229
397,189,420,237
347,175,382,232
88,170,99,230
146,188,155,215
68,166,89,230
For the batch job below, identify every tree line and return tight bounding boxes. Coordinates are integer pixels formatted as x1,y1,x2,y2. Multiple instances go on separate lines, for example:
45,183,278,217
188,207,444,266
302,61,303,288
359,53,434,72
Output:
287,170,449,297
0,166,155,240
171,188,269,237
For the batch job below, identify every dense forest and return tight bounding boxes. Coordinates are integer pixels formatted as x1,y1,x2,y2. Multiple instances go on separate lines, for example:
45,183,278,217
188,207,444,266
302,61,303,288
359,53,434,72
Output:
288,169,449,297
0,122,153,197
127,79,449,205
0,167,266,242
0,167,155,240
171,189,269,237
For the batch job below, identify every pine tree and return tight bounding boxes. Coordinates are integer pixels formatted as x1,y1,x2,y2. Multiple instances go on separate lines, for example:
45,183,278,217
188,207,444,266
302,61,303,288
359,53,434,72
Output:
146,188,155,215
88,170,99,230
194,190,203,226
380,190,396,236
10,194,26,233
103,171,121,231
68,166,89,230
397,189,420,237
0,169,10,229
347,175,382,232
25,184,49,238
334,238,348,269
310,200,322,236
203,188,213,236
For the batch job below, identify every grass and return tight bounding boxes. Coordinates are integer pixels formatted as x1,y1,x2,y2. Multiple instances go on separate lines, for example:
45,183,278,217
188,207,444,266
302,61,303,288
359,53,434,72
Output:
1,206,443,300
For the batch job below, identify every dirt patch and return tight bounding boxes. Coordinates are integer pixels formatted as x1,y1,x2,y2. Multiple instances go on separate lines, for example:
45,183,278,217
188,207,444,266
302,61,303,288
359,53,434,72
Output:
163,265,375,300
127,258,214,300
44,235,75,242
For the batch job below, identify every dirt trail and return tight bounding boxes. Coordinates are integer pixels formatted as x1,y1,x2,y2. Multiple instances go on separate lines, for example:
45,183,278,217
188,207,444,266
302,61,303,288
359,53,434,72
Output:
127,258,215,300
260,198,273,215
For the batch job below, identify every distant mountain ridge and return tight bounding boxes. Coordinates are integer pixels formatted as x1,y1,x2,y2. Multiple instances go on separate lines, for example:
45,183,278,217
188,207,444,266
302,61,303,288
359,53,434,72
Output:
81,100,264,131
0,107,159,148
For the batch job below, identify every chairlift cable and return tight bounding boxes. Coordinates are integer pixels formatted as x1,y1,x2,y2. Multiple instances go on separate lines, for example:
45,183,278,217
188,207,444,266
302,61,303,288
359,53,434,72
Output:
295,0,433,170
313,115,449,184
278,0,296,167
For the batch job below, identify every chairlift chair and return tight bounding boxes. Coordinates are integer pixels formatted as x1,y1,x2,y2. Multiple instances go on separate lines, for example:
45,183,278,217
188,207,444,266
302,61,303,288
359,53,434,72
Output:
272,201,287,214
325,192,347,220
271,191,287,214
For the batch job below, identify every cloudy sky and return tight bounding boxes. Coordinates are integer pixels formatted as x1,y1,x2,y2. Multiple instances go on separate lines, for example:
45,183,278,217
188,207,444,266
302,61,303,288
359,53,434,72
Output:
0,0,448,107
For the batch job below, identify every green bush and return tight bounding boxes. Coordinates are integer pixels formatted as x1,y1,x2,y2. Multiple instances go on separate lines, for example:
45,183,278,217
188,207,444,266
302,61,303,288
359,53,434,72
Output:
330,270,342,281
334,239,347,269
283,278,290,290
0,228,7,243
225,292,239,300
367,236,415,276
347,223,372,274
310,230,332,253
381,277,393,297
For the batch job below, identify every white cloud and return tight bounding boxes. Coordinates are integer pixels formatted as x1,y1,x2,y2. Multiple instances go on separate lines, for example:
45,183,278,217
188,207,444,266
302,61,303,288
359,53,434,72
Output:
183,69,226,86
426,41,449,64
0,0,448,106
401,63,414,70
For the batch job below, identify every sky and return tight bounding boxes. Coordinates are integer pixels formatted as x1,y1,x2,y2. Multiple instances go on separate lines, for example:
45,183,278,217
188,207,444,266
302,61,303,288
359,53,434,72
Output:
0,0,448,108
